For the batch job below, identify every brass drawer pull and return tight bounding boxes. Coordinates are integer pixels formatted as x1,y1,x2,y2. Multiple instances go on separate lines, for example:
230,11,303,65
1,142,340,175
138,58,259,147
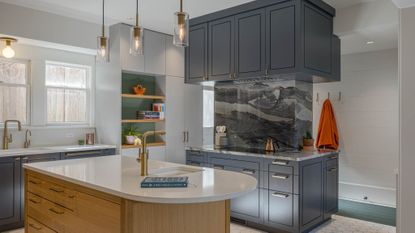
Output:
272,160,289,166
272,192,290,199
29,198,41,204
328,167,338,172
49,187,65,193
242,169,255,175
29,179,41,185
272,174,289,179
29,223,42,230
49,207,64,215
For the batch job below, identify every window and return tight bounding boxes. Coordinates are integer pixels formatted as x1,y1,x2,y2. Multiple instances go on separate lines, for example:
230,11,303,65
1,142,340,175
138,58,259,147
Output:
46,62,90,124
0,58,29,124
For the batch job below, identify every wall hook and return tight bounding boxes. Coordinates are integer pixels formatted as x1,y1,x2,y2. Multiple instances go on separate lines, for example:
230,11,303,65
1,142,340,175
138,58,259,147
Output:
338,92,342,102
328,92,330,100
316,92,319,103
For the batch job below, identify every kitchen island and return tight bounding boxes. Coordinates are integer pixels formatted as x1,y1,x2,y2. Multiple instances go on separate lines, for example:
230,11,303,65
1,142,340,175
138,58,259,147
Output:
23,155,257,233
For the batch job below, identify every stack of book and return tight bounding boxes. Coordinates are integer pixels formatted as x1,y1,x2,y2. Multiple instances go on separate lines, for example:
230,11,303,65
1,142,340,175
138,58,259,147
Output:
141,177,189,188
136,111,161,119
152,103,165,120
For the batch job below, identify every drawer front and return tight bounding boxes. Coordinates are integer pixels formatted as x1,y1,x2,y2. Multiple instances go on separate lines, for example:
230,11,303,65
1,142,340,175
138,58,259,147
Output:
326,157,338,168
268,172,293,193
226,166,259,183
27,217,57,233
210,157,259,171
265,190,298,229
27,176,76,211
268,162,293,175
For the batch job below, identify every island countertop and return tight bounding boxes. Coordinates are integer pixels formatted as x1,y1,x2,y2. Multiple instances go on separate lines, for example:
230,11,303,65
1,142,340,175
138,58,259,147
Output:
23,155,257,204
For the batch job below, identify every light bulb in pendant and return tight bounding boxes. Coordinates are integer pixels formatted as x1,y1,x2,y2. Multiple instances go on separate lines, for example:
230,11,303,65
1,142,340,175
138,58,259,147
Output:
0,38,17,59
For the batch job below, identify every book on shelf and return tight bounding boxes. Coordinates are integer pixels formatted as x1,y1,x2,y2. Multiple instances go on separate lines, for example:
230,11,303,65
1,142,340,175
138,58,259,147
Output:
141,177,189,188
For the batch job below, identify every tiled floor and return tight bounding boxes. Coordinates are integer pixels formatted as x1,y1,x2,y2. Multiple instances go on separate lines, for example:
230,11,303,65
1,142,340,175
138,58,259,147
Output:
3,215,396,233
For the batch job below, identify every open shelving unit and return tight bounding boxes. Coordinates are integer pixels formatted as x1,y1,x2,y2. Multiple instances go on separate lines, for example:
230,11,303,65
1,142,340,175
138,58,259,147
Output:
121,72,165,149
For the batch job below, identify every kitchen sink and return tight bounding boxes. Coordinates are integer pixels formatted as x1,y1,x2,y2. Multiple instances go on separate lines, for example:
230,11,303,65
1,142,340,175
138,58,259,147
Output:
150,166,204,177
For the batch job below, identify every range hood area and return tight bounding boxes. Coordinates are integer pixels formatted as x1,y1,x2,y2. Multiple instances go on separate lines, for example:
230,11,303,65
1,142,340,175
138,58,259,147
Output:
185,0,340,84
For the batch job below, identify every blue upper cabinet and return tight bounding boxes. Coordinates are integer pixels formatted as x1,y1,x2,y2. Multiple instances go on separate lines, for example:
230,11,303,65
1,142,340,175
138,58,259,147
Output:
185,0,340,84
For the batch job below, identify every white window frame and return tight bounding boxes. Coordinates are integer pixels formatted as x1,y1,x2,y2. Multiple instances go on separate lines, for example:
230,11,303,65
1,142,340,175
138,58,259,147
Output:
45,61,92,126
0,58,31,126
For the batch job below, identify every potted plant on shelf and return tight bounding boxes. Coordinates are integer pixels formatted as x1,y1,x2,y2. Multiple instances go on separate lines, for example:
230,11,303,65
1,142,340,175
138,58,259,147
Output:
123,126,142,146
303,131,314,152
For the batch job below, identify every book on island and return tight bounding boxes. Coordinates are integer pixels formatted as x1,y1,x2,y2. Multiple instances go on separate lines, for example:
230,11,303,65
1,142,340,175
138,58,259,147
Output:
141,177,189,188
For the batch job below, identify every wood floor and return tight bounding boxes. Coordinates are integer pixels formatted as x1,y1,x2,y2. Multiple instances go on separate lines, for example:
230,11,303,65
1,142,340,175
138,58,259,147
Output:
3,215,396,233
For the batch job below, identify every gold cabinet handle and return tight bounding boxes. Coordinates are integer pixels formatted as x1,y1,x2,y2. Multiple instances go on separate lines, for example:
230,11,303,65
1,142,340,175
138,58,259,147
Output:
49,207,64,215
29,179,41,185
272,174,289,179
49,187,65,193
29,198,41,204
29,223,42,230
272,192,289,199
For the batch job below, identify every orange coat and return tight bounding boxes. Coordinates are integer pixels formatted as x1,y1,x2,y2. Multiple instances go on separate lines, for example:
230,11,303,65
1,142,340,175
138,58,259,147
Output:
316,99,339,150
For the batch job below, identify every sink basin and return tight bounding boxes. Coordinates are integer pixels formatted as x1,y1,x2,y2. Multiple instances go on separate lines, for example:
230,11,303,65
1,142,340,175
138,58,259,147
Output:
150,166,204,177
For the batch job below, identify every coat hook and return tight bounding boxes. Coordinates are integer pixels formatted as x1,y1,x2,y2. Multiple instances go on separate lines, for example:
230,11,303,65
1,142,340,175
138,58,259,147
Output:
316,92,319,103
338,92,342,102
328,92,330,100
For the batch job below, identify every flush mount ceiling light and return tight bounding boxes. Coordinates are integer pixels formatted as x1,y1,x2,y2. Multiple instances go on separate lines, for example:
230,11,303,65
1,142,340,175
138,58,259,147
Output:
130,0,143,56
366,41,375,45
173,0,189,47
0,37,17,59
97,0,109,62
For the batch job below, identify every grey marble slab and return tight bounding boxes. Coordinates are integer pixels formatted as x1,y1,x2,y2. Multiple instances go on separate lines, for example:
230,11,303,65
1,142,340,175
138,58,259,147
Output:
186,145,338,162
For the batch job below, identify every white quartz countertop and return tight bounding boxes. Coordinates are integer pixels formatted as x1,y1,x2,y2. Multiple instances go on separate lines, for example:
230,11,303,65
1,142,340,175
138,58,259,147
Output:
23,155,257,204
0,144,116,157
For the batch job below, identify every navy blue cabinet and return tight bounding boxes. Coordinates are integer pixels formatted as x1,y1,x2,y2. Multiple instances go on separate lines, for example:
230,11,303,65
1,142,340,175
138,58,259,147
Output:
185,23,208,83
186,149,339,233
209,17,235,81
0,157,21,231
185,0,340,84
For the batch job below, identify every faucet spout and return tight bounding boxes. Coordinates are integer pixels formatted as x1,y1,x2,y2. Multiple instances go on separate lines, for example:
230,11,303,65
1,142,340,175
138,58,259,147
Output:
3,120,22,150
139,130,166,176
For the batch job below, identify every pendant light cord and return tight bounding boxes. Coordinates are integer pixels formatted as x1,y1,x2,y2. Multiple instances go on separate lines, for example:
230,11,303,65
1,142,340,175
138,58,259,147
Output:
136,0,139,27
102,0,105,36
180,0,183,13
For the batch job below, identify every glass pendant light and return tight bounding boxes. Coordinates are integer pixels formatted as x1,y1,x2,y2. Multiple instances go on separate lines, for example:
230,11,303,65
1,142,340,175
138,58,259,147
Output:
0,37,17,59
173,0,189,47
97,0,109,62
130,0,143,55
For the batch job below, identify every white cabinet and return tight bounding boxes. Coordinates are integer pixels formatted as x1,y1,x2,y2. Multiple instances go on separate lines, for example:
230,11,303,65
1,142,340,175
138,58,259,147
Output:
119,24,145,73
165,76,203,164
144,30,166,75
166,36,185,77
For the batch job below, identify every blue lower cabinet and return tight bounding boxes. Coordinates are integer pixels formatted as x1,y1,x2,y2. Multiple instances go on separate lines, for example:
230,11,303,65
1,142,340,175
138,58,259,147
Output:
264,190,299,232
186,160,205,167
0,157,21,231
231,188,262,223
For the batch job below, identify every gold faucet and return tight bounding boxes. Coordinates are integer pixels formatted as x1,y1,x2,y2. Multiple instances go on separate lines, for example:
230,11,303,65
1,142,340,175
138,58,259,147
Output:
139,130,166,176
3,120,22,150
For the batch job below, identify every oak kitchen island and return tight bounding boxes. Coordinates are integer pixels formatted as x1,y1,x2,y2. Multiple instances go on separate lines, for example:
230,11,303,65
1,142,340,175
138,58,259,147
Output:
22,155,257,233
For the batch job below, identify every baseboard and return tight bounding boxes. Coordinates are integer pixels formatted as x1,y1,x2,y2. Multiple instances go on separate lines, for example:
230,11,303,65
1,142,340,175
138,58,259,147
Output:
339,181,396,207
338,199,396,226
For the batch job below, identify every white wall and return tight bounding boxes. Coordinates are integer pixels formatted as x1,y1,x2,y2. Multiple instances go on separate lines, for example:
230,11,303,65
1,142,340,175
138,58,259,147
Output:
313,49,399,207
0,43,97,148
0,2,100,50
398,5,415,233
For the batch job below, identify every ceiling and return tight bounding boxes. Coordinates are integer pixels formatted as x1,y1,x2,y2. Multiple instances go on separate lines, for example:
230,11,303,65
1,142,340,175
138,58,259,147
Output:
0,0,399,54
392,0,415,8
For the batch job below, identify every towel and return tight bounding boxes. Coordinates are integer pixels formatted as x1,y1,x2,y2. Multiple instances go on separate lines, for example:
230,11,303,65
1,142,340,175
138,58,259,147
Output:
316,99,339,150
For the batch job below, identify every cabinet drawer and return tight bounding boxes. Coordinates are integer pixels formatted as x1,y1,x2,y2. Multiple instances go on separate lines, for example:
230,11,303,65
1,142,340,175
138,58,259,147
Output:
231,188,261,221
326,156,338,168
268,162,293,174
267,190,297,228
62,150,103,160
210,157,259,171
27,175,76,211
268,172,293,193
27,217,57,233
227,166,259,183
